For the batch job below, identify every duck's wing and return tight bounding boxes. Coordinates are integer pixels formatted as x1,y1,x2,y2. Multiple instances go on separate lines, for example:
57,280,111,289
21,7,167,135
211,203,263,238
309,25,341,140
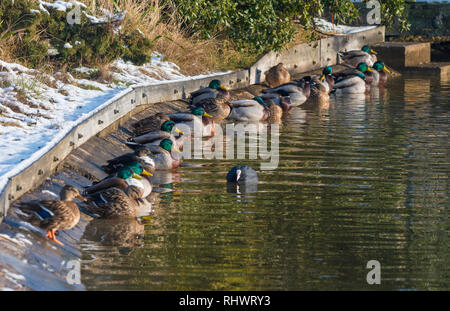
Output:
339,50,368,58
334,76,360,88
229,99,257,108
17,199,76,229
190,87,214,98
168,112,194,122
131,131,171,144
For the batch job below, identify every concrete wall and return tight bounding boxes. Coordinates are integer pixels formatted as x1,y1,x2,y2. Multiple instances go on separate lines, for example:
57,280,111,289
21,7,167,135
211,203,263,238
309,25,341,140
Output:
0,26,385,224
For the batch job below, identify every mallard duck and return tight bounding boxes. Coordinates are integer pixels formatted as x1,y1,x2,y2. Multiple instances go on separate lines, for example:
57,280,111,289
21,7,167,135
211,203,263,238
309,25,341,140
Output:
129,138,182,170
84,163,153,198
102,146,155,175
260,92,291,113
371,61,390,86
305,67,335,104
227,96,282,123
338,45,378,67
265,63,291,88
16,185,85,246
190,79,230,106
333,72,368,94
128,120,185,149
132,112,170,136
168,106,213,137
85,186,143,219
261,77,311,107
191,97,231,136
334,62,374,89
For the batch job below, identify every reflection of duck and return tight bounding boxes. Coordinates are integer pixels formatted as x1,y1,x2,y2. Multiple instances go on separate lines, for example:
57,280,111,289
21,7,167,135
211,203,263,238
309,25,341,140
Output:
265,63,290,87
190,79,230,106
262,77,311,107
16,185,85,246
132,112,170,136
85,186,143,219
102,146,155,175
128,120,185,149
82,218,145,248
84,163,153,199
338,45,377,67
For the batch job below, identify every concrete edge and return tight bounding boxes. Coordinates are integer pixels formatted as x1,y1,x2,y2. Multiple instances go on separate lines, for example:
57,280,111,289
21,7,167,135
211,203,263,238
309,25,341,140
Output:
0,26,385,224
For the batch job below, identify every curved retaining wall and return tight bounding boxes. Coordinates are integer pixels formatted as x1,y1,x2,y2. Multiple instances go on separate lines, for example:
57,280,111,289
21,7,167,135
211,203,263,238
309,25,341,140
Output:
0,26,385,224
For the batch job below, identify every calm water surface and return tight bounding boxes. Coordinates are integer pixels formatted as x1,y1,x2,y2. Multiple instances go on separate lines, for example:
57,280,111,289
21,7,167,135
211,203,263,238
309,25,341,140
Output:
80,75,449,290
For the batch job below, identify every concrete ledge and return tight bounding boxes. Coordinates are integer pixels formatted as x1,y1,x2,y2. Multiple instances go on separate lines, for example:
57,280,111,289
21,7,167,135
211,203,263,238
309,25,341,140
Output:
0,26,385,224
374,42,431,70
402,62,450,79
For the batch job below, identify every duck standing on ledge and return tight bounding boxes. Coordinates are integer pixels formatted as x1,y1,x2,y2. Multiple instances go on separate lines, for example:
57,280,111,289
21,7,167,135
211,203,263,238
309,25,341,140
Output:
16,185,86,246
102,146,155,175
128,120,185,149
190,79,230,106
264,63,291,88
132,112,170,137
168,106,213,137
338,45,378,67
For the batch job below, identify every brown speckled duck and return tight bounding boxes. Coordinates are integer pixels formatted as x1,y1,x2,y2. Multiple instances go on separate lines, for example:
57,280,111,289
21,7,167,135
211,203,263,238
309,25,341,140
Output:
16,185,85,246
132,112,170,136
265,63,291,88
190,80,230,106
191,97,231,136
85,186,143,219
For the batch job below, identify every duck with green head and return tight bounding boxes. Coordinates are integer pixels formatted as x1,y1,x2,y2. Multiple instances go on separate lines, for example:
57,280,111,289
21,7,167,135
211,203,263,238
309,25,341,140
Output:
335,62,374,90
190,79,230,106
132,112,170,136
84,163,153,198
102,146,156,175
227,96,279,122
168,106,213,137
128,119,185,149
333,71,368,94
304,66,334,106
144,138,182,170
371,61,390,86
338,45,378,67
262,75,311,107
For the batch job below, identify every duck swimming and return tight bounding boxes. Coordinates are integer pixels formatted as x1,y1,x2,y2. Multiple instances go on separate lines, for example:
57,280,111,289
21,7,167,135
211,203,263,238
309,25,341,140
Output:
190,79,230,106
128,120,185,149
371,61,390,86
261,77,311,107
264,63,291,88
335,62,374,89
338,45,378,67
227,96,283,123
142,138,182,170
305,67,334,105
16,185,85,246
333,72,368,94
191,97,231,136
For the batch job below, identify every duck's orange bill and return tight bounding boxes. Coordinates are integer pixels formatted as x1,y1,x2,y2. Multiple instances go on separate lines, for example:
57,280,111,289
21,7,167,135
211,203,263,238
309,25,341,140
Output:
219,85,227,91
77,195,87,202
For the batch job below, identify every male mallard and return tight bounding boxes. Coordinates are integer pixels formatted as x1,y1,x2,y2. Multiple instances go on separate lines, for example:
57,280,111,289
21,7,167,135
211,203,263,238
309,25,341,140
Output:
16,185,85,246
132,112,171,137
168,106,213,137
265,63,291,88
371,61,390,86
102,146,155,175
261,77,311,107
335,62,374,88
227,96,282,123
84,163,153,198
128,120,185,149
333,72,368,94
338,45,378,67
85,186,143,219
139,138,182,170
190,79,230,106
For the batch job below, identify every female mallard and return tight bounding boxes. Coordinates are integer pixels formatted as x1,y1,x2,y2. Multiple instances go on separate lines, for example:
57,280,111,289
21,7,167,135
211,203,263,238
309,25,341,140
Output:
145,138,182,170
371,61,390,86
16,185,85,246
338,45,378,67
265,63,291,88
84,163,153,199
227,96,283,123
128,120,185,149
168,106,213,137
333,72,368,94
190,79,230,106
132,112,170,136
85,186,143,219
261,77,311,107
102,146,155,175
305,67,335,105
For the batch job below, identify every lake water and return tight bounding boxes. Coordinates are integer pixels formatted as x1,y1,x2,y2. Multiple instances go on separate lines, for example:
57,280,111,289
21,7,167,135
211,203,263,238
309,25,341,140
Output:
80,74,449,290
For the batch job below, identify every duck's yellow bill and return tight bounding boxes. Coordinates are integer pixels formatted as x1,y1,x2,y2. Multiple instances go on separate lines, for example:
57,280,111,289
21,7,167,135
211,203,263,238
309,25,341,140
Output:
320,74,325,81
175,128,184,135
203,112,213,118
77,195,87,202
173,145,181,153
371,49,377,55
368,68,374,72
219,85,227,91
384,66,390,73
142,169,153,176
132,173,142,180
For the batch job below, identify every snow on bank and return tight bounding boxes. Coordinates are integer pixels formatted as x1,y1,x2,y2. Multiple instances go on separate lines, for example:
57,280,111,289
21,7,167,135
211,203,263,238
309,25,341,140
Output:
314,18,377,34
0,53,230,192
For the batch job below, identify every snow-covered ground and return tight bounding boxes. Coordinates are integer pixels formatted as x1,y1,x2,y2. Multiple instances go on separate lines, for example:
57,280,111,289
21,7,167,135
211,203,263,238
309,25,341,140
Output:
0,53,229,192
314,18,377,34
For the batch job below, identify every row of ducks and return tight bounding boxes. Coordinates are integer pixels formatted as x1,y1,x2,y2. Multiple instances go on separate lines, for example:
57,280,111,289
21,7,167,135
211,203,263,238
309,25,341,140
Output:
15,45,390,246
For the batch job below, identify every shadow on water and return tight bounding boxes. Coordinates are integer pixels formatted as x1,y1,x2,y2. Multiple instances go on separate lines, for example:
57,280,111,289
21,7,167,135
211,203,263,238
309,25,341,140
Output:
80,74,449,291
